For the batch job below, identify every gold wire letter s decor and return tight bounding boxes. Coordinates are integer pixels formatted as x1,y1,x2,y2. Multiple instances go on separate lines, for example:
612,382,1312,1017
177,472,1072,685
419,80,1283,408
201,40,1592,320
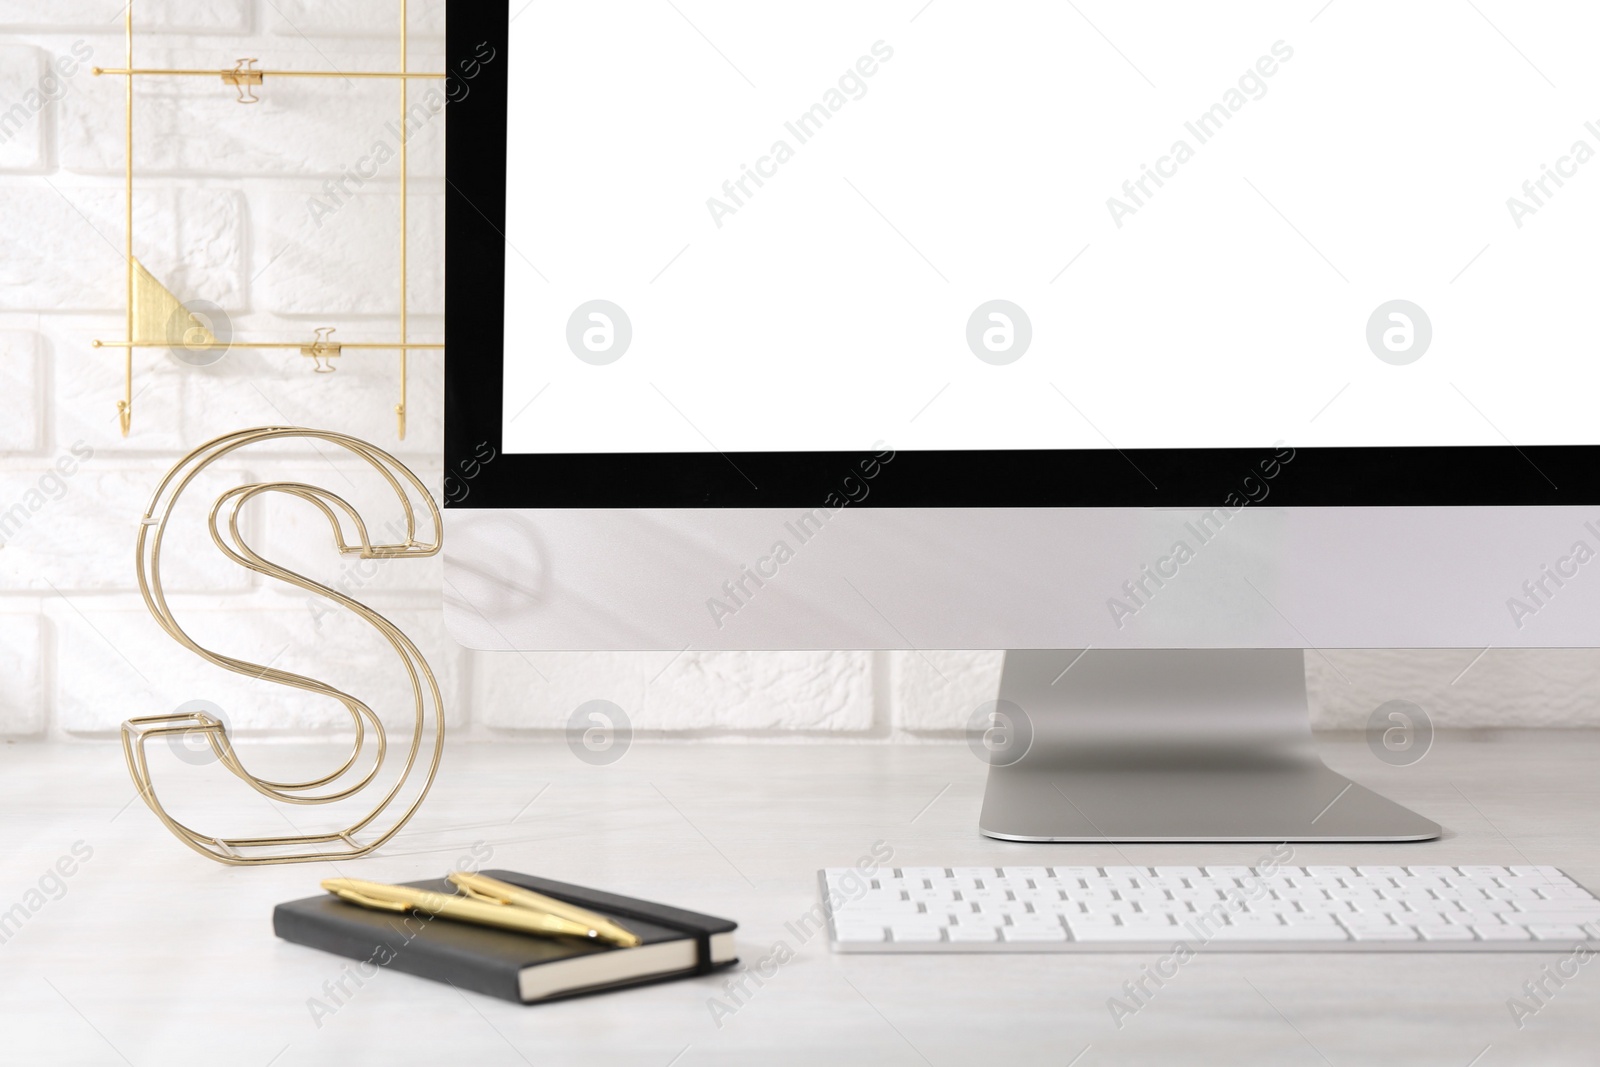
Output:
123,427,444,866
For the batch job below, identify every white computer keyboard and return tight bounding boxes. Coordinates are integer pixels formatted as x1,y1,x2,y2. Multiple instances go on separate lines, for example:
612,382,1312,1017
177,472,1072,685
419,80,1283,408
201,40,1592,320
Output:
821,865,1600,952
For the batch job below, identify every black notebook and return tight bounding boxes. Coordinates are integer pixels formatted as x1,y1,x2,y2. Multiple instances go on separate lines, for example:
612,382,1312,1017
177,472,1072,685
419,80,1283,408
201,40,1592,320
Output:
274,869,739,1004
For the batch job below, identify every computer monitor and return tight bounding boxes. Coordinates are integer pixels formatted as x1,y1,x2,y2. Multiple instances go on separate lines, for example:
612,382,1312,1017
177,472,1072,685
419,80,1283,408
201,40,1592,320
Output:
443,3,1600,841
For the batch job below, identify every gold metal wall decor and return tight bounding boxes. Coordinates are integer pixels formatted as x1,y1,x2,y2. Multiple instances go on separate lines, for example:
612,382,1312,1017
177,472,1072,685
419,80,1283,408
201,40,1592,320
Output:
123,427,444,866
91,1,447,439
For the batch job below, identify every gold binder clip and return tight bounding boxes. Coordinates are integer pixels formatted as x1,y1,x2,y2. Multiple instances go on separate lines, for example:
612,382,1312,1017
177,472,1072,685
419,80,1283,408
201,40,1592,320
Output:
302,327,341,373
222,58,262,103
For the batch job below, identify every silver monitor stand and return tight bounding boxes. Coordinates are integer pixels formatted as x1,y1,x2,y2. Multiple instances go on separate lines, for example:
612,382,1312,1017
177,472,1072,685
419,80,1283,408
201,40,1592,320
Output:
978,649,1440,843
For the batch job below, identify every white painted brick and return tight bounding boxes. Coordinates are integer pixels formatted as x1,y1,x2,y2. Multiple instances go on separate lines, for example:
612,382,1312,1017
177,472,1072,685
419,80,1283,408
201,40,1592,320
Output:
474,651,652,732
0,463,255,594
174,341,443,459
475,650,876,732
650,651,874,730
890,649,1600,733
244,453,444,598
0,186,246,312
0,330,44,452
890,650,1003,732
58,46,444,179
0,44,49,172
49,322,192,455
268,0,445,39
0,1,250,32
0,613,44,735
257,189,443,317
1307,648,1600,729
52,603,465,734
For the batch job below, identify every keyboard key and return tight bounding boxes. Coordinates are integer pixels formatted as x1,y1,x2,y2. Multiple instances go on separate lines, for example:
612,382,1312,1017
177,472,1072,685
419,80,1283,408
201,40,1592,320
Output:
1003,926,1068,942
1282,912,1338,925
1260,924,1352,941
1277,925,1352,941
1203,923,1344,941
1120,890,1171,904
1472,925,1532,941
946,925,1000,942
1449,898,1499,912
836,910,912,924
1507,910,1600,925
1501,886,1544,900
1392,875,1447,889
1175,888,1227,903
962,889,1011,902
1066,923,1185,942
1340,912,1403,926
1203,866,1256,879
1538,886,1597,900
1418,926,1477,941
1513,898,1600,912
1356,866,1409,879
1528,925,1592,941
1153,866,1204,879
1345,926,1419,941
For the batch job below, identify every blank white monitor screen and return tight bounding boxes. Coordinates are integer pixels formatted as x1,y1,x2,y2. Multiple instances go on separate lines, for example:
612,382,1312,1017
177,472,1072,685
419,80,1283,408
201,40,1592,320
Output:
498,1,1600,456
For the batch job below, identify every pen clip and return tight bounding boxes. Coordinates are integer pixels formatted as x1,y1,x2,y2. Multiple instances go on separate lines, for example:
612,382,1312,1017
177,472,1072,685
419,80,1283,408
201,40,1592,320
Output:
449,872,642,947
324,883,411,913
449,872,515,907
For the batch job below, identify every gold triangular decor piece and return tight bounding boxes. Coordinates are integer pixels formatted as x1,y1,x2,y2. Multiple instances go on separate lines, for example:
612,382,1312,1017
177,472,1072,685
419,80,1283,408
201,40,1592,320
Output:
132,258,217,348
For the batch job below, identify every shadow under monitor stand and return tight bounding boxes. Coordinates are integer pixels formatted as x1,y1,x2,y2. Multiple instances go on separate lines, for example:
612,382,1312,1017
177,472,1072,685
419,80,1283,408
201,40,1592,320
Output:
978,649,1440,843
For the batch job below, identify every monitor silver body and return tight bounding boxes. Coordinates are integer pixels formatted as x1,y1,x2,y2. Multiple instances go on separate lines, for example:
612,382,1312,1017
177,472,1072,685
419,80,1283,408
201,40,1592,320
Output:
444,505,1600,652
444,505,1597,842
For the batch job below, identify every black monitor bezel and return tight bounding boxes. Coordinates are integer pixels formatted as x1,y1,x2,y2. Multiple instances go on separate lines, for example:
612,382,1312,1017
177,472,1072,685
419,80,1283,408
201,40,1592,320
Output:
445,5,1596,510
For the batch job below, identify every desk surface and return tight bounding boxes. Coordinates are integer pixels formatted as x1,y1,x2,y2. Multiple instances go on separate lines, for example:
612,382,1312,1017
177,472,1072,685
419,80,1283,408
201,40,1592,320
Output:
1,732,1597,1066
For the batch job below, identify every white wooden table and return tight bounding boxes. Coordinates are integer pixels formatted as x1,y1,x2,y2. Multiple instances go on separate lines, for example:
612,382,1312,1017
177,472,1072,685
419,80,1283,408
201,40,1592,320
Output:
1,732,1597,1066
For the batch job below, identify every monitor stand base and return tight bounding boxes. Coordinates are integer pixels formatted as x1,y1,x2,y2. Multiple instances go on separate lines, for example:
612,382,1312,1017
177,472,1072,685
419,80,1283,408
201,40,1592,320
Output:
977,650,1441,843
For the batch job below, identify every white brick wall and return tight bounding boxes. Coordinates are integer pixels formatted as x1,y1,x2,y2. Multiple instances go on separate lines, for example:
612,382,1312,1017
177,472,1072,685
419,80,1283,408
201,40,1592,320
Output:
4,2,1598,745
0,43,46,171
0,2,252,33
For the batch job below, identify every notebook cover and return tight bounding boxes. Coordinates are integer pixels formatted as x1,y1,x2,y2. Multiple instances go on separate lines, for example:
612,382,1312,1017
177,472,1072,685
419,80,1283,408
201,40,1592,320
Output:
273,870,738,1004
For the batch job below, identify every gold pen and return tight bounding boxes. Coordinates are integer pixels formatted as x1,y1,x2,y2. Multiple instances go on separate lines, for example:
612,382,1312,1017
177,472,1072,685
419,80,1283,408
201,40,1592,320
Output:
450,872,642,948
321,878,628,945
